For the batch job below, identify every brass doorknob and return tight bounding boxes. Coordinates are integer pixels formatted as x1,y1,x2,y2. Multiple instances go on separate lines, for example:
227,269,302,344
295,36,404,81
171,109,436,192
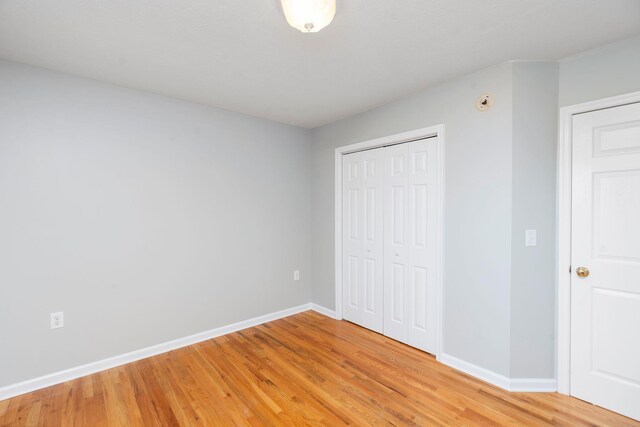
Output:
576,267,589,278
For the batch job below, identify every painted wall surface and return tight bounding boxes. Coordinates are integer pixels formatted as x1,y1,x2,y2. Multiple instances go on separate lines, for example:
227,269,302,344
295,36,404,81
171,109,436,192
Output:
312,35,638,379
509,62,559,379
311,63,515,376
3,34,640,390
0,59,312,387
560,35,640,107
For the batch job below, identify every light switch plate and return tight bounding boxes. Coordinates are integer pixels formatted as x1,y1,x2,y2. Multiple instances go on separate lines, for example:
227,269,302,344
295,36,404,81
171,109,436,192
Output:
525,229,537,247
293,270,300,281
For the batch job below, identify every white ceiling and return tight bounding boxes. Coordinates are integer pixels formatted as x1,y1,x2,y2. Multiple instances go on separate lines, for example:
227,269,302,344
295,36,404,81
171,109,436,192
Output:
1,1,639,128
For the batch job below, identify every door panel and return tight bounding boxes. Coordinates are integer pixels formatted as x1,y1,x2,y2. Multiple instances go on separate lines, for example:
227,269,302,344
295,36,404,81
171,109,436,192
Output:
360,147,384,331
364,258,376,312
391,186,405,244
392,263,405,321
413,184,428,247
382,139,438,353
343,152,362,323
591,288,640,385
384,144,410,343
347,189,359,240
347,255,358,309
406,139,437,352
571,102,640,421
412,266,428,330
593,171,640,261
342,149,384,332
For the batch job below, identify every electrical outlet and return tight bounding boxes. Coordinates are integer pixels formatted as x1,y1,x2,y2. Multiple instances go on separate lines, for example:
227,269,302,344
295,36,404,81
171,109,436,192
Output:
50,312,64,329
293,270,300,281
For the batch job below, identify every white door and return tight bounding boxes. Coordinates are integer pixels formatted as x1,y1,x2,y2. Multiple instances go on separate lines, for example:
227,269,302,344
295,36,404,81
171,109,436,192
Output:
342,137,439,354
342,148,384,332
571,102,640,421
383,139,438,353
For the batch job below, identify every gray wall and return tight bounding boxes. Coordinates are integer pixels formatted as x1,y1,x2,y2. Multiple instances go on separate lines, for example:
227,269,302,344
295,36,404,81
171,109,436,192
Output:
311,61,564,379
560,35,640,107
3,34,640,389
312,63,516,376
509,62,559,378
0,59,312,387
311,36,640,380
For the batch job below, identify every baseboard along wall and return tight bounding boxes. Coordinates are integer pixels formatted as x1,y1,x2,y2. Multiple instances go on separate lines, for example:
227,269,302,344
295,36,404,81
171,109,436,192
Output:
310,303,338,319
438,353,557,392
0,303,325,401
1,303,554,401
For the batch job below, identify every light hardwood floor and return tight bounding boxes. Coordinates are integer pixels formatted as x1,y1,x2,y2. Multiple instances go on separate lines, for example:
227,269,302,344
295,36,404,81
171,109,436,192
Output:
1,311,638,426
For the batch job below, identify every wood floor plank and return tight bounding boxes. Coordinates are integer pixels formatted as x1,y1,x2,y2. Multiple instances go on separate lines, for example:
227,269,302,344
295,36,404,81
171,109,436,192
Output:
1,311,638,426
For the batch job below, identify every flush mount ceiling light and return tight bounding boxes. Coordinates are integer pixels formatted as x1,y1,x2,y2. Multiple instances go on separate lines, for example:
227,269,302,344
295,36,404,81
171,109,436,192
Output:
280,0,336,33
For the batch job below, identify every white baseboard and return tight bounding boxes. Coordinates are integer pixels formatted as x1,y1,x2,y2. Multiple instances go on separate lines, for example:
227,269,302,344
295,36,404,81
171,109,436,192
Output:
0,303,314,402
509,378,558,392
438,353,557,392
310,303,337,319
1,306,556,402
439,352,511,390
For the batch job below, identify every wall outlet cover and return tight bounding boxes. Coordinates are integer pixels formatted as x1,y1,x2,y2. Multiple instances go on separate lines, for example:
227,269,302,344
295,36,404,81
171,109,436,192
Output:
50,312,64,329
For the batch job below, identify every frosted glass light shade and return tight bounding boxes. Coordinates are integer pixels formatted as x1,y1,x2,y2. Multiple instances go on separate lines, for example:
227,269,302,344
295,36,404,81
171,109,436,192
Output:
280,0,336,33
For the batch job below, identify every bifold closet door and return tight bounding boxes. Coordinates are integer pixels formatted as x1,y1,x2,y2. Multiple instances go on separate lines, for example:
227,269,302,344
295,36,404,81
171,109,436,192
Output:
342,148,384,333
342,138,438,354
383,139,437,353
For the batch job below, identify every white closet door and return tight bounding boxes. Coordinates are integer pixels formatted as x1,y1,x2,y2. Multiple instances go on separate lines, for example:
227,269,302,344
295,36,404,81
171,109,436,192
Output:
383,143,411,343
383,139,437,353
343,152,362,325
343,137,438,354
342,149,384,332
361,148,385,332
407,139,438,352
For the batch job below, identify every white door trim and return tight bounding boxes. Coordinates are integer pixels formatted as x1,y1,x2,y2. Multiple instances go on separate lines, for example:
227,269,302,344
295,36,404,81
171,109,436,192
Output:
557,90,640,395
334,124,445,359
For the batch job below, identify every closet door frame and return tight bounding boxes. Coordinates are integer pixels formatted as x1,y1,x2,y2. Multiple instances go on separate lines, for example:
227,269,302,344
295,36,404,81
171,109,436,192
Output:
334,124,445,359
